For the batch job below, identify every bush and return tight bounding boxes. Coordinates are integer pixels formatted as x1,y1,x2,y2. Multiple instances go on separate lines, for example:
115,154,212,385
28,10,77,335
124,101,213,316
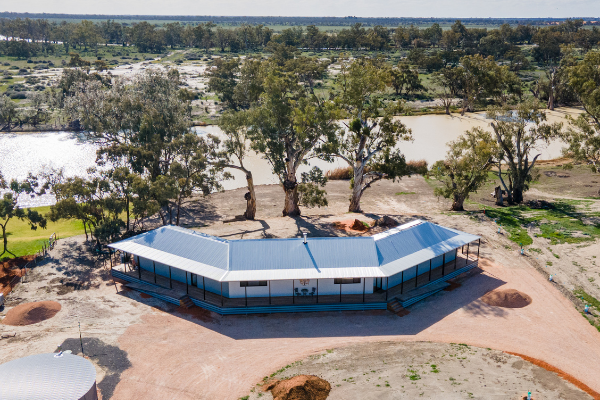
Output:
406,159,428,175
26,59,33,63
9,66,19,70
325,167,353,180
9,92,27,99
3,62,10,66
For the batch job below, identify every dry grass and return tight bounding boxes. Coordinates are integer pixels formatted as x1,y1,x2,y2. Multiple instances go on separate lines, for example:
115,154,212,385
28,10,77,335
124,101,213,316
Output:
326,160,428,181
325,167,353,180
406,159,428,175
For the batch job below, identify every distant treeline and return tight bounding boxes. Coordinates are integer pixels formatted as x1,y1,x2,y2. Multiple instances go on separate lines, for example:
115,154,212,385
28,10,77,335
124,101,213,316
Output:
1,12,599,27
1,17,599,66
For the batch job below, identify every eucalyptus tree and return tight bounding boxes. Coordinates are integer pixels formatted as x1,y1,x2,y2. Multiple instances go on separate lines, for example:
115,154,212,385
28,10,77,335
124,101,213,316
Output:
217,110,258,219
0,173,47,257
487,100,563,204
431,128,496,211
564,51,600,195
247,64,339,217
321,57,412,213
66,69,221,227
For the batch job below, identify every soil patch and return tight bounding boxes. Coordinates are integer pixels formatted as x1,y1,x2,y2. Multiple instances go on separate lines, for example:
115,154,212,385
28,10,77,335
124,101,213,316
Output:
175,305,217,323
2,301,61,326
481,288,532,308
507,352,600,400
266,375,331,400
139,292,152,299
0,255,33,296
333,219,370,233
443,280,462,291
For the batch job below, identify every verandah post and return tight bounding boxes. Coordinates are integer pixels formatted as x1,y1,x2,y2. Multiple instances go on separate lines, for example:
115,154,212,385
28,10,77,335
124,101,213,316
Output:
442,253,446,276
415,265,419,288
401,271,404,294
169,266,172,289
362,278,365,303
466,242,470,262
454,248,458,270
153,261,156,284
245,286,247,307
138,256,142,280
220,282,223,307
428,259,432,281
316,280,319,303
203,276,206,301
269,281,271,305
186,271,188,294
477,238,481,261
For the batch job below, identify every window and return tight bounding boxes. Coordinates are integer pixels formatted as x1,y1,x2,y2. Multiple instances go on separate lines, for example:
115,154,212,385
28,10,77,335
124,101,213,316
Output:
334,278,361,284
240,281,268,287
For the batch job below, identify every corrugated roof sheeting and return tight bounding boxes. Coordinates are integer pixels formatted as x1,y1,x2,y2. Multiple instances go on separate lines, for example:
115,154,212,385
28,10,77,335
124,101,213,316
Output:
378,233,480,276
108,221,480,281
109,241,229,281
113,225,229,270
375,222,459,266
228,237,379,272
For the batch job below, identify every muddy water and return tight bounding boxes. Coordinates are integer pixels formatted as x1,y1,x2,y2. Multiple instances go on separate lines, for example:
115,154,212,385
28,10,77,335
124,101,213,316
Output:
0,108,581,207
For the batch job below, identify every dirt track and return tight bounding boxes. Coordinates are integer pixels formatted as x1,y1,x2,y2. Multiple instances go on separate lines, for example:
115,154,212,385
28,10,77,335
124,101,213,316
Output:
107,257,600,399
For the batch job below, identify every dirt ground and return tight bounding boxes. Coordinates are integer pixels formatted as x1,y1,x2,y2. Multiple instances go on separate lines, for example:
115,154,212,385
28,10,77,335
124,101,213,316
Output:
1,177,600,399
247,342,592,400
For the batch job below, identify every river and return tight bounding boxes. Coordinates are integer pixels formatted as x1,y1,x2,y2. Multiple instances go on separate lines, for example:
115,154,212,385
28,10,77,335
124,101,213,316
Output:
0,109,581,207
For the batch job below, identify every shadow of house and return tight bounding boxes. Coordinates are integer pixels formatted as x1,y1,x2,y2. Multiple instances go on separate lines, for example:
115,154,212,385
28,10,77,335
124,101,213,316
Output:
120,267,506,341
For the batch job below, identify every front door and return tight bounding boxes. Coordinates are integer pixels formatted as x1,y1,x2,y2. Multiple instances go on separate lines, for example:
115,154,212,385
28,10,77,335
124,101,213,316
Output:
191,273,197,287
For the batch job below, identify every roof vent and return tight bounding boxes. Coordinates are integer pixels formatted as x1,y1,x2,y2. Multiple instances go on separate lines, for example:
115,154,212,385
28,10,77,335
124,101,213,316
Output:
303,232,307,244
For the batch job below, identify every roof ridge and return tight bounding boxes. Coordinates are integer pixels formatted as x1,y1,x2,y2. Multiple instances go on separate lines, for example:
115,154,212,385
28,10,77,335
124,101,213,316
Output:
161,225,230,244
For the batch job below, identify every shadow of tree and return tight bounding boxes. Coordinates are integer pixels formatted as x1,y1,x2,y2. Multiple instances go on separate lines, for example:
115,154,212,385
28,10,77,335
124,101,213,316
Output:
60,337,131,400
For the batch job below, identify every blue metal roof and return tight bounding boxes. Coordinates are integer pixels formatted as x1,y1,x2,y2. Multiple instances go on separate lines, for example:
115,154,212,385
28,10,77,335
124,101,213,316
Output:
116,225,229,271
109,220,479,281
374,222,459,265
228,237,378,271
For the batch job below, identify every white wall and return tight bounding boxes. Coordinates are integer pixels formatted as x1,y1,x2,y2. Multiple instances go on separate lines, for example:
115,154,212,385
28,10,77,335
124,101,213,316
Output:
226,278,374,298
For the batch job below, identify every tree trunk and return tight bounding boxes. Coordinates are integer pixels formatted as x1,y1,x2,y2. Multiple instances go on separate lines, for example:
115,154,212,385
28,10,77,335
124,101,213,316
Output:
548,90,555,111
494,186,504,206
348,167,365,213
451,195,465,211
126,196,130,232
1,224,7,256
512,186,524,204
243,172,257,220
282,179,300,217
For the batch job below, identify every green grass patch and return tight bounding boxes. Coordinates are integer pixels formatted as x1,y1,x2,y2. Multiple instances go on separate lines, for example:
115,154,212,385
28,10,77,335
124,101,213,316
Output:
574,288,600,311
480,201,600,246
396,191,416,195
2,206,84,259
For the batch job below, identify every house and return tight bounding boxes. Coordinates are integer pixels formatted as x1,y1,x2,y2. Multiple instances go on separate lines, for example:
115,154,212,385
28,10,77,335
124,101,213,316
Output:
109,219,480,314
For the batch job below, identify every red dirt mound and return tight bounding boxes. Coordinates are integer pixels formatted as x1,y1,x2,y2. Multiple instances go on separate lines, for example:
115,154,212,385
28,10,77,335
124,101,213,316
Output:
266,375,331,400
0,256,32,297
2,301,61,326
481,289,532,308
333,219,370,233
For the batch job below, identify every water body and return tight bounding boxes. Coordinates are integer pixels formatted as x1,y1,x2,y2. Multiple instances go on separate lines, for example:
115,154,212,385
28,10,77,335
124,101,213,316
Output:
0,110,578,207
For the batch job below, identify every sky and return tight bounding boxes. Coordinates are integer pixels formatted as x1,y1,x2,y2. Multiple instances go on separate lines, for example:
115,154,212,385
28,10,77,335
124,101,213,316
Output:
1,0,599,19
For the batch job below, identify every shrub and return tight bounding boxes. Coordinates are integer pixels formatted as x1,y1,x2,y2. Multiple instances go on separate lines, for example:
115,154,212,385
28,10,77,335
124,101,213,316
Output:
10,92,27,99
3,62,10,66
406,159,428,175
325,167,353,180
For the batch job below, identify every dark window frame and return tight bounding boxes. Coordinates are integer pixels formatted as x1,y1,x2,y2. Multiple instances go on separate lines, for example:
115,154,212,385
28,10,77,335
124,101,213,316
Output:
240,280,268,287
334,278,361,284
